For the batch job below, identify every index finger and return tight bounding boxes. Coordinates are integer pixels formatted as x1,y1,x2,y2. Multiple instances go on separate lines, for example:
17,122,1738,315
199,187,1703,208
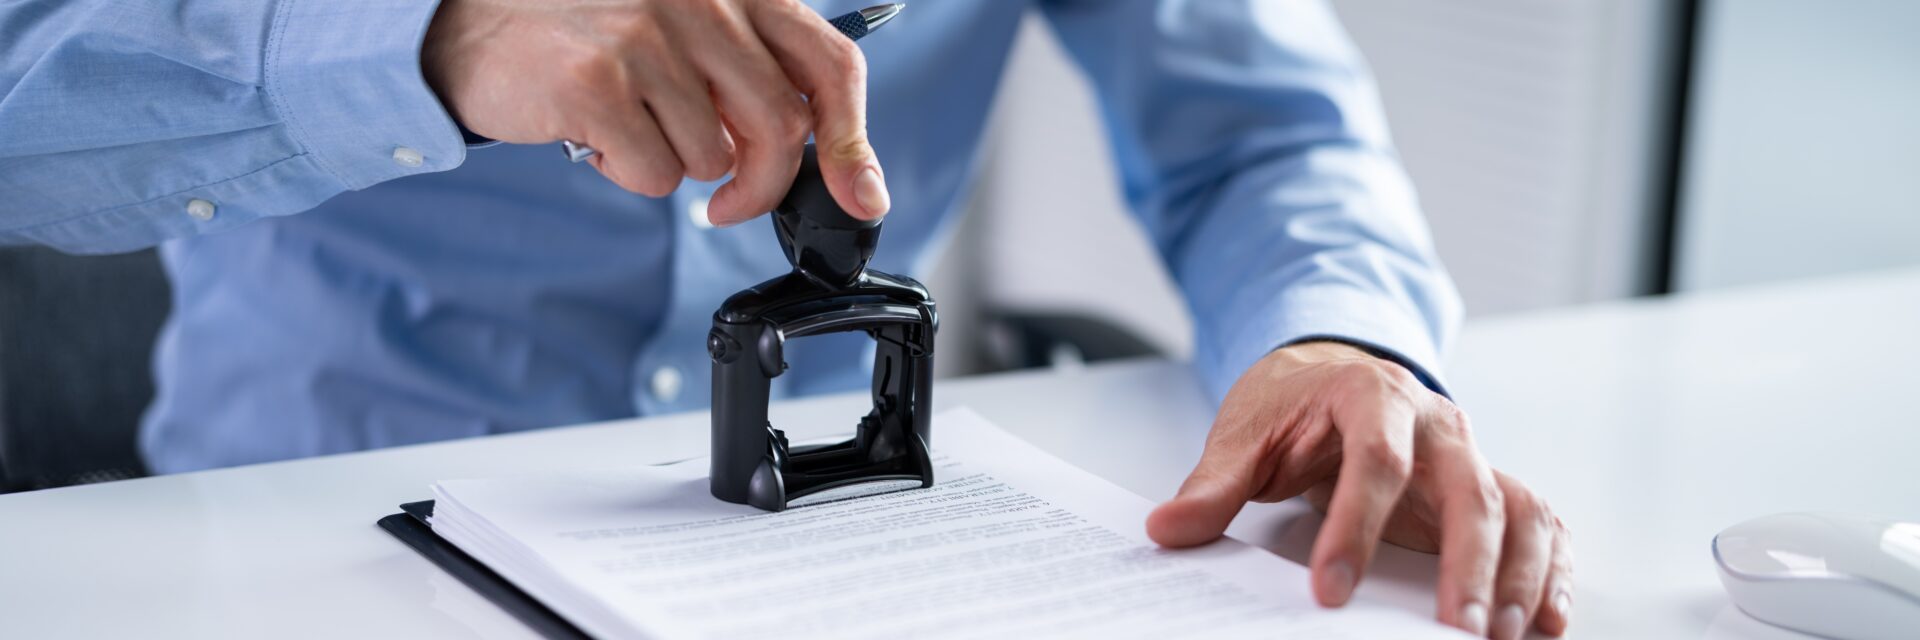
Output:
746,0,888,220
1425,401,1506,637
691,7,812,225
1307,380,1418,607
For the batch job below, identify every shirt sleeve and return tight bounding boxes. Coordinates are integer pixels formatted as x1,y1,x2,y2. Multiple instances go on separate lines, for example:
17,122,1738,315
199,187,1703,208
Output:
0,0,466,254
1039,0,1464,403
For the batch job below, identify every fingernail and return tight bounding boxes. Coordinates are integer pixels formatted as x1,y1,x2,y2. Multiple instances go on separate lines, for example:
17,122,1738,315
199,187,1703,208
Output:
853,166,889,217
1315,560,1355,606
1491,603,1525,640
1457,601,1489,635
1553,590,1573,624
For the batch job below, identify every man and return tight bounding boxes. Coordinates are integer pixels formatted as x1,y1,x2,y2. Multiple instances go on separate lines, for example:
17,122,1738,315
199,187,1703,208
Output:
0,1,1571,637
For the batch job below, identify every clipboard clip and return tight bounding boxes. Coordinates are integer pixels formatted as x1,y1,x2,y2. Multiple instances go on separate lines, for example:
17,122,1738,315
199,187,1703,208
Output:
706,144,937,511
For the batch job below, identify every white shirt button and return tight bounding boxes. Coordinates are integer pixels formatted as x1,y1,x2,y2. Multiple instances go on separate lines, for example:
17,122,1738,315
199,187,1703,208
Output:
392,146,424,168
186,199,216,221
650,366,684,404
686,196,714,229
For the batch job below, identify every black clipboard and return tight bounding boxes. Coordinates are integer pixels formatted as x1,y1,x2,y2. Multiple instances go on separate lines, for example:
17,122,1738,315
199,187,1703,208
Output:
377,501,590,640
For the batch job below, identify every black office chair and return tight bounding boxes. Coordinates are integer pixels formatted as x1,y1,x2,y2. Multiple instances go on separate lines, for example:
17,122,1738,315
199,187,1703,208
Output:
981,311,1165,371
0,246,168,492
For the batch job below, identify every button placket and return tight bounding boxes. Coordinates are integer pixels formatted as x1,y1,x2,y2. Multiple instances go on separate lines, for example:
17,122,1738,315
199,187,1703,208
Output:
649,365,684,404
630,190,728,415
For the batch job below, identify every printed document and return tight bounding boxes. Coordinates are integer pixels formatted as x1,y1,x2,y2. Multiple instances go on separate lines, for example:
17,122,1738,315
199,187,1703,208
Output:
428,407,1464,639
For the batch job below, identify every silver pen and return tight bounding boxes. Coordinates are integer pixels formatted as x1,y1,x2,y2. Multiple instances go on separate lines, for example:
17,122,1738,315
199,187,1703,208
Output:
560,3,905,163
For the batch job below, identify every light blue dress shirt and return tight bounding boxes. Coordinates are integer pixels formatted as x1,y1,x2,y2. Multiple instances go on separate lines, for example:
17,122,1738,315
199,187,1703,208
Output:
0,0,1461,473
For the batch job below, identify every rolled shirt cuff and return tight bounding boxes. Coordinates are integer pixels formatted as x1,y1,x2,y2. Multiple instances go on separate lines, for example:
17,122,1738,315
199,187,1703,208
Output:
1200,283,1452,405
265,0,466,191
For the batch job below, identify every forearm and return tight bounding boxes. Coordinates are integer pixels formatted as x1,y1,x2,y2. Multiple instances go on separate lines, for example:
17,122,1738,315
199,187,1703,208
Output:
0,0,465,254
1166,142,1461,403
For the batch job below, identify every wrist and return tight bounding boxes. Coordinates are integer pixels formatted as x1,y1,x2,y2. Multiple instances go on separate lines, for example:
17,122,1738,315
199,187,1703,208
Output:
1270,340,1375,366
1267,337,1451,400
421,0,497,136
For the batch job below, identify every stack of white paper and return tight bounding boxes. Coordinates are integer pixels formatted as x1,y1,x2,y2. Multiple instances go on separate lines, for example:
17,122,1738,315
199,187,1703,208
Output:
429,408,1463,639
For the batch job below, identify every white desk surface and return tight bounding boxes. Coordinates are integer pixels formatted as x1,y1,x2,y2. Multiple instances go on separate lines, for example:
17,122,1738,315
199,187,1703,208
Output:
5,267,1919,639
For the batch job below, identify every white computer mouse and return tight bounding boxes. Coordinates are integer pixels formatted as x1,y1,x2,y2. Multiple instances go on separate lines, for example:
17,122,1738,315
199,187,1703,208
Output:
1714,512,1920,640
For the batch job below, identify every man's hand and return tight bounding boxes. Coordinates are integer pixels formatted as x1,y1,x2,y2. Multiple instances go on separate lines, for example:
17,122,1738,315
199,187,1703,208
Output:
421,0,889,225
1146,342,1573,639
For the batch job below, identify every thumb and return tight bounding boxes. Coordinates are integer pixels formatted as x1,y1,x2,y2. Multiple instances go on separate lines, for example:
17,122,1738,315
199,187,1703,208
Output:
1147,459,1258,548
814,113,888,221
790,37,885,220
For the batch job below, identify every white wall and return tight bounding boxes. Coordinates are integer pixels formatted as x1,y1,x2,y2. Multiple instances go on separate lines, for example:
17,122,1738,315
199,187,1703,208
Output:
1675,0,1920,291
1333,0,1683,312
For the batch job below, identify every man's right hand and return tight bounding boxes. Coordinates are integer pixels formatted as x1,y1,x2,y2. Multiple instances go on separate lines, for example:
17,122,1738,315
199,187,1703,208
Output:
422,0,890,226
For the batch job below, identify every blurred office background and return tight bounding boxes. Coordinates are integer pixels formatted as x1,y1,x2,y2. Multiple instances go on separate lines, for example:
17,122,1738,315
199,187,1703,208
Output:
4,0,1917,489
928,0,1920,376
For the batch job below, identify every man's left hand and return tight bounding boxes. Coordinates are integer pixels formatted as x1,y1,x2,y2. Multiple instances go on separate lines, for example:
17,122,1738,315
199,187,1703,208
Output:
1145,342,1574,639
